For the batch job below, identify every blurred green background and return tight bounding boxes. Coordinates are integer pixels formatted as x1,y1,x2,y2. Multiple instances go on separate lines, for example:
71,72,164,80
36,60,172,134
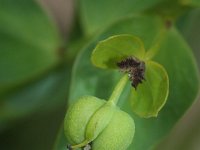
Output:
0,0,200,150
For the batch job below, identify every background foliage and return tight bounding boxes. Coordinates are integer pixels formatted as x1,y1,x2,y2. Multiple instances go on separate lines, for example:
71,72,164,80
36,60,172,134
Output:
0,0,200,150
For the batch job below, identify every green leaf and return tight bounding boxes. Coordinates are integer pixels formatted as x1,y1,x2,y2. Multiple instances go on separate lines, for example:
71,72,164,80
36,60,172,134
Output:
0,0,61,95
0,65,70,128
155,97,200,150
53,127,67,150
91,34,145,69
130,61,169,118
177,8,200,65
79,0,200,36
79,0,164,36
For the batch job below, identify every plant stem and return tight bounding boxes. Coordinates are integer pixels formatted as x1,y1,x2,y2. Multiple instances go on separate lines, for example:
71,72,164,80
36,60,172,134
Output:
108,75,129,105
145,27,167,60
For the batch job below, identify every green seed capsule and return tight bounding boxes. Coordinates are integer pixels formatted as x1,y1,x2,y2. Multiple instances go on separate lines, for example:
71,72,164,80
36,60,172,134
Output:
85,101,116,142
64,96,106,144
92,109,135,150
64,95,135,150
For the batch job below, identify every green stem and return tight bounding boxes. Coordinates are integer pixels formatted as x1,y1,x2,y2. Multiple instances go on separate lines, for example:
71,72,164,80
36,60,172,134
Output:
145,26,167,60
108,75,129,105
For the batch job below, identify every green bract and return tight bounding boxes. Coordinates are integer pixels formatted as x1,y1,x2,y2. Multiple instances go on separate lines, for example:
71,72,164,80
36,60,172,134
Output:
91,34,169,118
130,61,169,117
91,34,145,69
64,96,135,150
